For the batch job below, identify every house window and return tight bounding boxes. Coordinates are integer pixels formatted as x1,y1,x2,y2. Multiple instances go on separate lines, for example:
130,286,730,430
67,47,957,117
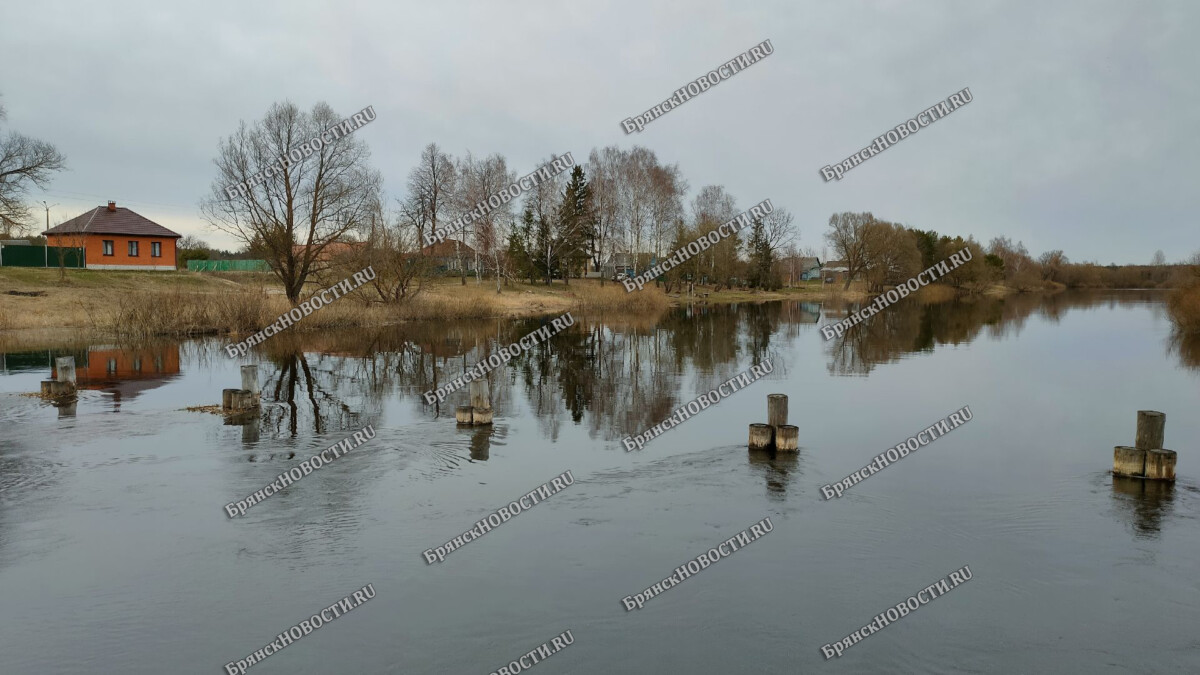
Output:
151,242,161,257
103,240,114,256
107,358,117,374
128,241,139,257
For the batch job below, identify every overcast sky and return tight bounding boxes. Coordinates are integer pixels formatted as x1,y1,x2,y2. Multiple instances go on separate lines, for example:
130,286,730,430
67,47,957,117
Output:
2,0,1196,263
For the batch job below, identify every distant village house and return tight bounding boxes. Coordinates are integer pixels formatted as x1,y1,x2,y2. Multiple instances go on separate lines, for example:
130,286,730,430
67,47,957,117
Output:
821,260,851,284
43,201,180,270
420,239,476,274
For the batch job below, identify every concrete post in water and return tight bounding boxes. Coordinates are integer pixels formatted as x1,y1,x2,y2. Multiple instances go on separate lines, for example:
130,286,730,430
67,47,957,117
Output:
55,356,76,386
775,424,799,452
456,405,474,425
767,394,788,428
1112,411,1176,481
472,407,494,425
40,355,78,399
241,364,261,406
749,423,774,451
41,379,74,398
223,388,255,411
229,390,255,411
1145,449,1177,481
1113,446,1145,477
1135,411,1165,451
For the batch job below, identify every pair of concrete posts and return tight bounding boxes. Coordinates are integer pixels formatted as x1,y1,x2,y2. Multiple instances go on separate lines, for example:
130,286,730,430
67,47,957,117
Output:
222,365,261,412
41,356,77,399
456,380,493,426
748,394,799,452
1113,410,1176,481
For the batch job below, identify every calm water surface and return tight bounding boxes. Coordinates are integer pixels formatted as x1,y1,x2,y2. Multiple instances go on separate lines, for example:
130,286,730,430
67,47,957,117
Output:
1,291,1198,674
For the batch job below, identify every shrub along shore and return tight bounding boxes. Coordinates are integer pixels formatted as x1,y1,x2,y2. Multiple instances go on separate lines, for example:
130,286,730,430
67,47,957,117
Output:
0,268,870,339
4,267,1181,342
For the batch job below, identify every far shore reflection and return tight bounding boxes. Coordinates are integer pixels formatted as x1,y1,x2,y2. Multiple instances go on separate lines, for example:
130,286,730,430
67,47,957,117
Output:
2,290,1192,444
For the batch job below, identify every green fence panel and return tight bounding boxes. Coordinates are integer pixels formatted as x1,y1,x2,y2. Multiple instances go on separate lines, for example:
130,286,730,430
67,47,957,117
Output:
187,259,270,272
0,245,85,268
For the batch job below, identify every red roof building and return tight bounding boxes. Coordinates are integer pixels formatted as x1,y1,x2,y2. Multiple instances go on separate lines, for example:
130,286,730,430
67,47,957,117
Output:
43,201,181,270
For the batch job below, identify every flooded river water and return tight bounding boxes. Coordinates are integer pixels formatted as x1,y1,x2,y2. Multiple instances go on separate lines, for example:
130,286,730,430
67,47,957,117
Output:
1,291,1198,674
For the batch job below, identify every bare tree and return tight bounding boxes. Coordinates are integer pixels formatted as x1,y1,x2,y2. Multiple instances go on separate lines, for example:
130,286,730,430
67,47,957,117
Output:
761,206,797,257
201,101,382,304
691,185,739,288
523,153,569,284
354,201,427,303
406,143,456,259
619,147,657,276
825,212,876,290
586,146,624,284
1038,249,1068,282
0,94,67,227
861,220,921,292
179,234,208,250
457,153,515,292
648,162,686,266
1152,249,1167,266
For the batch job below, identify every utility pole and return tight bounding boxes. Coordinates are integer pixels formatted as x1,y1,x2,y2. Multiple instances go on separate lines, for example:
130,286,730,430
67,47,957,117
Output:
41,201,58,268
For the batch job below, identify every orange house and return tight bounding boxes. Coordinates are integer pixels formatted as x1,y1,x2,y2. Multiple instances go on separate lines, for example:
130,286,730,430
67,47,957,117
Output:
44,201,181,270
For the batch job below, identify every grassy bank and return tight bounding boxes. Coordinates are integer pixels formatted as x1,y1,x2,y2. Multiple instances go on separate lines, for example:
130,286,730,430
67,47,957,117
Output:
0,268,975,340
0,269,669,338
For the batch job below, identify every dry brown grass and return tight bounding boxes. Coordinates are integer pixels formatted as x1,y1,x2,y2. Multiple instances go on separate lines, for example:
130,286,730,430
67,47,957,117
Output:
569,283,671,313
394,289,501,320
914,284,959,303
1167,283,1200,335
106,288,272,338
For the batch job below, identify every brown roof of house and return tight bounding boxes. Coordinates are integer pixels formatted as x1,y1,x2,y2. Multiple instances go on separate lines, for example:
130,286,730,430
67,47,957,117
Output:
421,239,475,257
43,205,181,238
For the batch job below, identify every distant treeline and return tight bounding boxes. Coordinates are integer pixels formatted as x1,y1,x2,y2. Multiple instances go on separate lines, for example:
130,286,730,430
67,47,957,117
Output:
825,212,1196,293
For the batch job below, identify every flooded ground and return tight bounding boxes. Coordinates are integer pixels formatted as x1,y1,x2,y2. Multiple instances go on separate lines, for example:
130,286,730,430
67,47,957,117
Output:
1,291,1198,674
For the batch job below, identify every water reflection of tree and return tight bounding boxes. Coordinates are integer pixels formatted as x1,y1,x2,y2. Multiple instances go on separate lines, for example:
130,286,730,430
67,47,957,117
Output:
257,346,380,438
824,290,1171,376
1167,331,1200,370
204,289,1188,446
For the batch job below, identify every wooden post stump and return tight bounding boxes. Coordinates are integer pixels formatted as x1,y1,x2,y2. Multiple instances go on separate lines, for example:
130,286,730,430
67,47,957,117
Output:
1145,449,1177,481
228,389,255,411
469,380,491,410
776,424,799,452
1113,446,1146,477
472,407,493,425
767,394,788,428
456,405,474,425
241,364,261,406
222,388,239,410
749,423,774,451
1135,411,1165,450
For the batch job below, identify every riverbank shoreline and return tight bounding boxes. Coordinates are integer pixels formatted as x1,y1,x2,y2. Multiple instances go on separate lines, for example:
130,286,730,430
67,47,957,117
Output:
0,267,1077,345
